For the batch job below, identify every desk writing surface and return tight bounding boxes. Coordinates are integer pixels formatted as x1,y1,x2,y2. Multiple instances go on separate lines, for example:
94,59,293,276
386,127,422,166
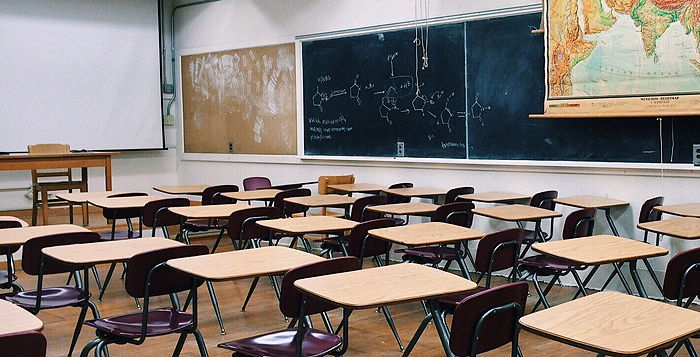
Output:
458,191,530,203
0,224,90,248
382,187,447,198
654,203,700,218
294,263,476,309
168,204,252,219
284,195,356,208
554,195,629,209
472,204,561,221
532,235,667,265
368,221,484,246
0,299,44,334
88,195,166,209
0,216,28,227
327,183,386,193
256,216,357,235
366,202,439,216
42,238,183,265
637,217,700,239
56,191,126,203
166,246,324,281
153,185,210,195
222,189,281,201
519,292,700,356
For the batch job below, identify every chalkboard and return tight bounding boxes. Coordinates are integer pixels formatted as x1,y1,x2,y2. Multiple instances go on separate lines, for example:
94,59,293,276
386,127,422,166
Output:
466,13,700,163
302,23,467,158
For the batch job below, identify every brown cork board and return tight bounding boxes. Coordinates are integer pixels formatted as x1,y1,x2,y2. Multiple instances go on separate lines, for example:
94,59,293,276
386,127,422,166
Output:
181,43,297,154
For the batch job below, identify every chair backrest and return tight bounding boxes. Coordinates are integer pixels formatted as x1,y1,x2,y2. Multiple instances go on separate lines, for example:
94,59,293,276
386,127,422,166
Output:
0,220,24,255
349,194,387,222
202,184,239,205
529,190,558,210
449,281,529,356
474,228,522,287
243,177,272,191
346,218,397,260
142,198,190,229
27,144,72,181
639,196,665,224
273,188,311,217
445,186,475,204
318,175,355,195
22,231,101,276
561,208,596,240
386,182,413,204
663,246,700,302
101,192,148,220
125,245,208,298
432,202,475,228
226,206,280,245
279,257,359,317
0,331,47,357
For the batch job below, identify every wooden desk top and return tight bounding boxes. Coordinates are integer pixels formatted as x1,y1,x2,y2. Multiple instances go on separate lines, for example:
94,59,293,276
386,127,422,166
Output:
166,246,325,281
87,195,166,209
654,203,700,218
369,222,485,246
42,238,184,265
256,216,357,235
153,185,210,195
0,224,90,248
56,191,126,203
366,202,439,216
519,291,700,356
327,183,386,193
532,235,668,265
554,195,629,209
457,191,530,203
295,263,476,309
472,204,562,222
0,152,115,161
637,217,700,239
284,195,356,208
382,187,446,198
0,299,43,334
0,216,28,227
222,189,281,201
168,204,252,219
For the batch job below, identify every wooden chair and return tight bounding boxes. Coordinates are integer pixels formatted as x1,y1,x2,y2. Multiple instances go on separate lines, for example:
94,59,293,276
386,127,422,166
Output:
316,174,355,217
28,144,87,226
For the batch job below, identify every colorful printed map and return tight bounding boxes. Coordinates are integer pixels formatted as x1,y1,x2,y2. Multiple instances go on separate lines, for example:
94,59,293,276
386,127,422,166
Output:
548,0,700,99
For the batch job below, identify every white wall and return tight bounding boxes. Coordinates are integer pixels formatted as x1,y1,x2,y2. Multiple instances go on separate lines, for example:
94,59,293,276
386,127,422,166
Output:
171,0,700,298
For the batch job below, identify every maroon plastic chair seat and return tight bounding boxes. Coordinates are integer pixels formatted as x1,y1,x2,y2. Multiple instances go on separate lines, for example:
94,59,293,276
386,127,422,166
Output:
98,230,138,241
84,308,193,338
397,246,461,264
519,254,585,272
0,331,47,357
5,286,88,309
438,286,488,309
218,328,342,357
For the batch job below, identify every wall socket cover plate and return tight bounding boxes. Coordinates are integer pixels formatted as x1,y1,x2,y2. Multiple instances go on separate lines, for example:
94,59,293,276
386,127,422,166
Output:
693,144,700,166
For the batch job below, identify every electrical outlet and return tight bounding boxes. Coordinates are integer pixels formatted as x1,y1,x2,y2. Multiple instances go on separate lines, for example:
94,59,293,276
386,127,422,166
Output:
163,114,175,127
694,144,700,166
396,141,405,157
228,141,234,153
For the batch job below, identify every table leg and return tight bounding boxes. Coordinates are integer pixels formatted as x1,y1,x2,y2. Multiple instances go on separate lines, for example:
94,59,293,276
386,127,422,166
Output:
206,280,226,334
454,242,472,280
612,262,633,295
603,208,620,237
104,157,112,191
629,260,649,298
429,299,453,357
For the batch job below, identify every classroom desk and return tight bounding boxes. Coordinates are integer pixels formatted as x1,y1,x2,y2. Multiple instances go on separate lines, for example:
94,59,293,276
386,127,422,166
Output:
457,191,530,203
327,183,386,194
0,299,44,335
0,152,115,190
294,263,477,356
0,216,28,227
637,217,700,239
222,189,281,203
168,203,253,243
284,195,356,208
472,204,561,222
56,191,127,226
153,185,210,195
654,203,700,218
366,202,439,216
87,195,166,210
41,237,184,266
0,224,90,247
519,291,700,356
368,221,485,278
532,235,668,299
554,195,629,236
382,187,447,203
256,216,358,253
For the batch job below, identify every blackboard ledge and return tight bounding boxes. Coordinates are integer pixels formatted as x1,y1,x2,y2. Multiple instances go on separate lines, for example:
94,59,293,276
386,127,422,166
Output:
182,152,300,164
530,112,700,119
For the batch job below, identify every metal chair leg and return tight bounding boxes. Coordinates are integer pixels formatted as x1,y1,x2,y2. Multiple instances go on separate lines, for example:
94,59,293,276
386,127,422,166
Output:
241,277,260,312
68,303,90,357
401,312,432,357
381,305,404,351
206,280,226,334
98,263,116,301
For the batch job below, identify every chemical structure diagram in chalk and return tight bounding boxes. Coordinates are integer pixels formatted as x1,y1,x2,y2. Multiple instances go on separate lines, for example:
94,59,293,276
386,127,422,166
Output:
470,92,491,127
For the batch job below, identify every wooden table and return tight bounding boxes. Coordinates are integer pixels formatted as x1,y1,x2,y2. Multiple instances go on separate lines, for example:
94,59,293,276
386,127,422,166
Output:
0,299,44,334
472,204,562,222
56,191,126,203
637,217,700,239
153,185,210,195
520,291,700,356
42,237,184,265
532,235,668,298
366,202,439,216
256,216,358,252
87,195,165,210
382,187,447,203
0,152,115,190
222,189,281,202
327,183,386,194
294,263,477,356
0,216,28,227
458,191,530,203
554,195,629,236
654,203,700,218
169,203,252,220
